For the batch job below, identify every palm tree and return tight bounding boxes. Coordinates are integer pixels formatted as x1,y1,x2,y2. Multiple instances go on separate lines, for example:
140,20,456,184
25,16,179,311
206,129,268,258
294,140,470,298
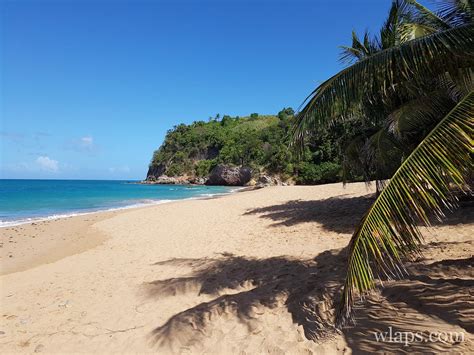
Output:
338,92,473,324
335,0,472,193
337,1,409,191
292,0,474,325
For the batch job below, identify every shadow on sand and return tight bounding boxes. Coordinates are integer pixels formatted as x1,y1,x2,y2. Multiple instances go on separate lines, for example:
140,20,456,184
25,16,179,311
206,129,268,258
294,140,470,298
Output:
147,249,345,350
342,254,473,353
146,243,473,353
145,199,473,353
244,194,473,233
244,195,375,233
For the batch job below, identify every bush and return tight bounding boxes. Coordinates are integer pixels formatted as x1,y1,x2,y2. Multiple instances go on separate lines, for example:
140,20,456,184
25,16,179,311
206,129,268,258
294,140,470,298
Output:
296,162,341,185
195,159,216,177
166,163,185,176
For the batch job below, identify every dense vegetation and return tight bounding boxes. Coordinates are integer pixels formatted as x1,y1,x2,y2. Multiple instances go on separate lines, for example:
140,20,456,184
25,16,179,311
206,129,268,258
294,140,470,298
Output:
294,0,473,324
149,108,350,185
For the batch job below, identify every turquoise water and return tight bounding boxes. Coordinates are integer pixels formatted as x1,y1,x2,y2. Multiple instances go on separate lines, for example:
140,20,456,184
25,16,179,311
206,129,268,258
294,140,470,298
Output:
0,179,235,227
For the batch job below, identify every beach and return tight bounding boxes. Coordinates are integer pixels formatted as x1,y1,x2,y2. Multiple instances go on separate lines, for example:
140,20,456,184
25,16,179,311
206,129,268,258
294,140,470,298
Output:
0,183,472,353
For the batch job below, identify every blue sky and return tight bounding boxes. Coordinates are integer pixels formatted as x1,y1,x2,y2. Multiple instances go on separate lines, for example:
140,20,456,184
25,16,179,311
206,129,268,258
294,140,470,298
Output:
1,0,390,180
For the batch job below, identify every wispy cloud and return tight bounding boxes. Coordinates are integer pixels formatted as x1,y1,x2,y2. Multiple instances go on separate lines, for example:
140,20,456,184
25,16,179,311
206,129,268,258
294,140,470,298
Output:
2,162,32,173
108,165,130,174
1,131,26,143
80,136,94,149
1,131,50,152
65,135,99,154
36,156,59,172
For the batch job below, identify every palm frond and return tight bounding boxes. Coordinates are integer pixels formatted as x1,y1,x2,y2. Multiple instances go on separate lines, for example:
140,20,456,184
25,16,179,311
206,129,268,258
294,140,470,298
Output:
436,0,474,27
364,129,405,178
292,25,474,149
339,45,364,65
336,91,474,326
387,92,455,137
380,0,409,48
339,30,380,65
398,22,437,42
342,134,372,183
405,0,452,30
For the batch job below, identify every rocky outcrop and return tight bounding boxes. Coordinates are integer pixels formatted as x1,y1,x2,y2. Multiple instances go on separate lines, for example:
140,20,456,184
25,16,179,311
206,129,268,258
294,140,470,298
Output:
257,175,275,186
142,175,189,184
255,174,291,187
146,164,166,181
206,165,252,186
189,177,206,185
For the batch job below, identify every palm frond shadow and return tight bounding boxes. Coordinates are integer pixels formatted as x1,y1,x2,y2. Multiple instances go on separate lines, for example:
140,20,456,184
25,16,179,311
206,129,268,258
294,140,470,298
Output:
244,194,375,232
145,239,473,353
388,256,474,332
244,195,473,233
147,249,346,351
342,253,474,354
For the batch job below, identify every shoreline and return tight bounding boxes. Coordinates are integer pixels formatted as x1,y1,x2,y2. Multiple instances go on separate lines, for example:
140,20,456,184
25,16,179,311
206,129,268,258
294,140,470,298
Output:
0,186,245,229
0,186,251,275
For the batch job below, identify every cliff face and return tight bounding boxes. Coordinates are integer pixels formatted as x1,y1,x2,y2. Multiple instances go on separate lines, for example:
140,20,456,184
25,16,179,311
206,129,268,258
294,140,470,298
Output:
146,164,166,181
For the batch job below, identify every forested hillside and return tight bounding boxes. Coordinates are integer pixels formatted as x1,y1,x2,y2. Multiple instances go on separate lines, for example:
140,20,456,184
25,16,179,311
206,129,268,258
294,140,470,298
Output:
147,108,352,185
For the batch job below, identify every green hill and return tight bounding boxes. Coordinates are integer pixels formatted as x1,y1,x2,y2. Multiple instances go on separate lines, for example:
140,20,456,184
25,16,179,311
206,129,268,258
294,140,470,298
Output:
146,108,343,185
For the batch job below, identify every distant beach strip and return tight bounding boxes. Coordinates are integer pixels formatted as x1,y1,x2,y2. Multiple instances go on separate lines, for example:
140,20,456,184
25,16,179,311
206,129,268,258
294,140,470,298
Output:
0,179,237,227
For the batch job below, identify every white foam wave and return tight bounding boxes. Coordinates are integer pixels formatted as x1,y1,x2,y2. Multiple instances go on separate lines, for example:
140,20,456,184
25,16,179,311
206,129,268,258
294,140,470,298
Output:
0,199,173,228
0,188,238,228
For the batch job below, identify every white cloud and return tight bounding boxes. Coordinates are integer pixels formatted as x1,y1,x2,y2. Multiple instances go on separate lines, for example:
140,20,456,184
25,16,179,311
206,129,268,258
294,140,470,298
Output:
108,166,130,173
80,136,94,148
64,135,98,154
36,156,59,172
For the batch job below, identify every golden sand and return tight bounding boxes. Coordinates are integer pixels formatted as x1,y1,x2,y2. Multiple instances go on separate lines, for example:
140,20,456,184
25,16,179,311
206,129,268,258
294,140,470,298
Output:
1,183,472,353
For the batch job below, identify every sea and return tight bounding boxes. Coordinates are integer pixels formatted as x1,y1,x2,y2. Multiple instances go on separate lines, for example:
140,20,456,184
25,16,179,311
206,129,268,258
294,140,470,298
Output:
0,179,236,227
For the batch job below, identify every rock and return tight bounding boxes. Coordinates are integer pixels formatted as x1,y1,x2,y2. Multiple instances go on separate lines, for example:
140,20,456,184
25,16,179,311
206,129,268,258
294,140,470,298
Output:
206,165,252,186
257,175,274,186
246,178,257,186
189,177,206,185
146,164,166,181
255,174,287,187
154,175,186,184
143,174,193,185
155,175,180,184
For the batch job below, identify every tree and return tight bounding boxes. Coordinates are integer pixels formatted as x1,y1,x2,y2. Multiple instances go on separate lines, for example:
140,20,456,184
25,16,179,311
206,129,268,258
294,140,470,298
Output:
338,92,473,324
292,0,474,325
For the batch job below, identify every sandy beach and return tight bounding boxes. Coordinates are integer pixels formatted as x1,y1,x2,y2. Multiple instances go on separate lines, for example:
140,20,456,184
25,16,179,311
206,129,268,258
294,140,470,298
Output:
0,183,473,353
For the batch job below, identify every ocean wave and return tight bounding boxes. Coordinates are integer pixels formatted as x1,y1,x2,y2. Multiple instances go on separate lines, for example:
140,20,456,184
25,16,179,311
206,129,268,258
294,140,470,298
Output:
0,199,174,228
0,189,237,228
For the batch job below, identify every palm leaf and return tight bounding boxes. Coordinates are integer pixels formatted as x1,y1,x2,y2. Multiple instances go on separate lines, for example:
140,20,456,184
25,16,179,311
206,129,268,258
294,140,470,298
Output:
436,0,474,27
399,22,437,42
364,128,405,178
339,30,377,65
336,90,474,326
292,24,474,149
405,0,452,30
387,91,456,136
